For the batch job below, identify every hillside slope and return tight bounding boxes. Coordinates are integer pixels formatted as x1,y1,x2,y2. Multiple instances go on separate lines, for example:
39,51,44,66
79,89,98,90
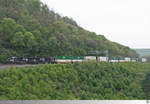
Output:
0,62,150,100
0,0,138,63
135,49,150,57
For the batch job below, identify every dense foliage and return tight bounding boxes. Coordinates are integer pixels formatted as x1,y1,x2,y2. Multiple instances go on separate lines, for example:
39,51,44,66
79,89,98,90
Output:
142,63,150,98
0,0,138,63
0,62,150,100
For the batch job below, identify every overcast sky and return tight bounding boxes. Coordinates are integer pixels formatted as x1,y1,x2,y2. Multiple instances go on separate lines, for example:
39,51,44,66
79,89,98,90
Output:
41,0,150,49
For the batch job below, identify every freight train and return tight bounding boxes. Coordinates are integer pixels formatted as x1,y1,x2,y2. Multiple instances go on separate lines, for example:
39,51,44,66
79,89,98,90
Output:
9,56,147,64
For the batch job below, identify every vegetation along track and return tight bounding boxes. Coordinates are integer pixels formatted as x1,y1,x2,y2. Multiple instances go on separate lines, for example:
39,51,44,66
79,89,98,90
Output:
0,64,40,70
142,63,150,99
0,62,150,100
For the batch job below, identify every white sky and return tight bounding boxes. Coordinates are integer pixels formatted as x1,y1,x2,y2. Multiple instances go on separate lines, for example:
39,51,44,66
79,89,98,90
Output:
41,0,150,49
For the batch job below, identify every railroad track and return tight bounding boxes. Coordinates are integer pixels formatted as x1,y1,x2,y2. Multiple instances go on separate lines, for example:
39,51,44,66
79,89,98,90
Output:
0,64,41,70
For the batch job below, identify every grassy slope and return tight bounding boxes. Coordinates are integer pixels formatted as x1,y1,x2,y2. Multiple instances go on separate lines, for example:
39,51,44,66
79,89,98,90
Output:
0,62,150,100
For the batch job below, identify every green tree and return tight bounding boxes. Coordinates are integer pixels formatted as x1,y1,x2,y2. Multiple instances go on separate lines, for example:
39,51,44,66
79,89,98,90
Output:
11,32,25,48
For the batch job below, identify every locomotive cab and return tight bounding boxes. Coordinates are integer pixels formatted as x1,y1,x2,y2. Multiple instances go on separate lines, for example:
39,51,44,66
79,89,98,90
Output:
10,57,26,64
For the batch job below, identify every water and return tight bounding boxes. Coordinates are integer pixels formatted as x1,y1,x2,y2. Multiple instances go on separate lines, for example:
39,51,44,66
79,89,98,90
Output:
0,100,148,104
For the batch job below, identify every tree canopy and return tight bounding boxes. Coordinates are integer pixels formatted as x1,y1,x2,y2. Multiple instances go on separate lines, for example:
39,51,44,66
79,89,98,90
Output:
0,62,150,99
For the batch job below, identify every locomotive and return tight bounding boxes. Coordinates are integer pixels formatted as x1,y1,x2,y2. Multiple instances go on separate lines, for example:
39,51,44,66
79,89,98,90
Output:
10,57,56,64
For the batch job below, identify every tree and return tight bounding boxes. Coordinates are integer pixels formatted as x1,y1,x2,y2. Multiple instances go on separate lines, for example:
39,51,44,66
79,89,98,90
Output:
48,36,59,56
24,32,37,54
0,18,26,48
11,32,25,48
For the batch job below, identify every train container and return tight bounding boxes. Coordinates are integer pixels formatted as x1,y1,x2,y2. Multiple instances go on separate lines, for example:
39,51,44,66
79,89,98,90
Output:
56,56,72,63
131,58,137,62
109,57,119,62
118,57,125,62
142,58,147,62
71,56,84,62
124,57,131,62
98,57,108,62
56,56,84,63
55,56,84,63
136,58,142,62
84,56,96,60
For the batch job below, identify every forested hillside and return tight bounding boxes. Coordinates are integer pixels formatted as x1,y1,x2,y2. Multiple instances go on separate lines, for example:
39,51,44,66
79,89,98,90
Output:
0,62,150,100
135,49,150,57
0,0,138,63
135,49,150,62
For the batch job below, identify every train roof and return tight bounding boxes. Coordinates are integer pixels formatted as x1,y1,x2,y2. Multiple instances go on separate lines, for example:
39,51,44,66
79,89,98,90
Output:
56,56,84,60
